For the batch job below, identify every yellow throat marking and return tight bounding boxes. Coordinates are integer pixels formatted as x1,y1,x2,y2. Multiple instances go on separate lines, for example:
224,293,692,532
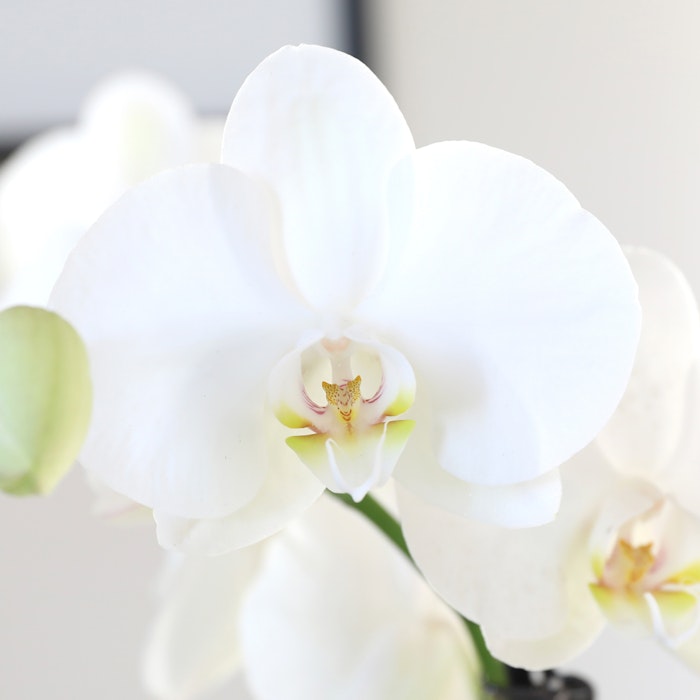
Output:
322,375,362,422
610,539,656,590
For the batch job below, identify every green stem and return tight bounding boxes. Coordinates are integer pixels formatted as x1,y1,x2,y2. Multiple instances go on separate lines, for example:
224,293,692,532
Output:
332,491,509,691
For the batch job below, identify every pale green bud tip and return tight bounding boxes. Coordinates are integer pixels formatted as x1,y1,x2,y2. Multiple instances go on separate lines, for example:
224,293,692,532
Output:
0,306,92,496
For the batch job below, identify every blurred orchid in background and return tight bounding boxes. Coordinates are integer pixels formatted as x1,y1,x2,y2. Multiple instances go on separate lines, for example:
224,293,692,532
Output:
401,248,700,674
144,495,480,700
49,45,640,574
0,71,223,307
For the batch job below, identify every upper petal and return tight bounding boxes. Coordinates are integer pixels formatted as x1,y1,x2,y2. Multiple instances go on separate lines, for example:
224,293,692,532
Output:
50,164,311,518
222,45,415,312
361,141,640,486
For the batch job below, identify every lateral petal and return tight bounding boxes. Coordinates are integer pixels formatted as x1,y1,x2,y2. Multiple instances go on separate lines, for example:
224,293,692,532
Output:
51,164,310,518
362,141,640,486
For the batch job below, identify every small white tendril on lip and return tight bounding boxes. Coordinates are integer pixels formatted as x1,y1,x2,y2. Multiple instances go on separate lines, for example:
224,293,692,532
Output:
325,421,390,503
643,587,700,649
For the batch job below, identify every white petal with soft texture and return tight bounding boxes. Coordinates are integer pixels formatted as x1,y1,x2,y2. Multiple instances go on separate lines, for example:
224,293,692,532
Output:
596,248,700,484
361,141,640,486
222,45,415,312
394,388,560,527
239,496,480,700
154,414,324,554
51,164,311,518
143,548,260,700
398,448,614,669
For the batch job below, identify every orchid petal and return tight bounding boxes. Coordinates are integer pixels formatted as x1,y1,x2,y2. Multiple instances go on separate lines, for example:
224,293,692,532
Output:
51,164,311,518
154,415,324,555
0,307,91,495
596,248,700,481
239,496,480,700
143,548,260,700
398,448,614,669
362,141,640,486
395,389,561,527
222,44,415,311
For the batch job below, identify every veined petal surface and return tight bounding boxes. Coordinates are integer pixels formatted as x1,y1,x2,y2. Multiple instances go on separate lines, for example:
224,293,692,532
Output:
361,141,640,486
239,496,480,700
222,44,415,312
51,164,311,518
597,248,700,482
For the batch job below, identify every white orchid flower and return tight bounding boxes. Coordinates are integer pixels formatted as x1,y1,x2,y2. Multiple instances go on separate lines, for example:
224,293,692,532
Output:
50,44,640,556
144,495,479,700
400,248,700,672
0,71,223,306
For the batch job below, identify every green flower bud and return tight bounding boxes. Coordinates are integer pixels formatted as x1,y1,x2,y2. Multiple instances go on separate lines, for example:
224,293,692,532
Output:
0,306,91,495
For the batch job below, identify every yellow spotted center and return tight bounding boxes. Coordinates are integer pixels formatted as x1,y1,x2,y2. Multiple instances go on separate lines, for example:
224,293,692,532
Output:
322,375,362,422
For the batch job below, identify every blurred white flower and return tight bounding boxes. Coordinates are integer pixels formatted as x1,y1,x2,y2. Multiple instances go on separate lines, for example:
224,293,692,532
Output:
144,495,480,700
50,45,639,559
401,248,700,673
0,72,223,306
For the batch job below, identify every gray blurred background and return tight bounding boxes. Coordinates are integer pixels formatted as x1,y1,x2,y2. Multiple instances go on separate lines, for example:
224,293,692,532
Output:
2,1,700,697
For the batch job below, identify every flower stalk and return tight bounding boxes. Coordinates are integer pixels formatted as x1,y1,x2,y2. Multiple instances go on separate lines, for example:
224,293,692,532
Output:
332,491,509,691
